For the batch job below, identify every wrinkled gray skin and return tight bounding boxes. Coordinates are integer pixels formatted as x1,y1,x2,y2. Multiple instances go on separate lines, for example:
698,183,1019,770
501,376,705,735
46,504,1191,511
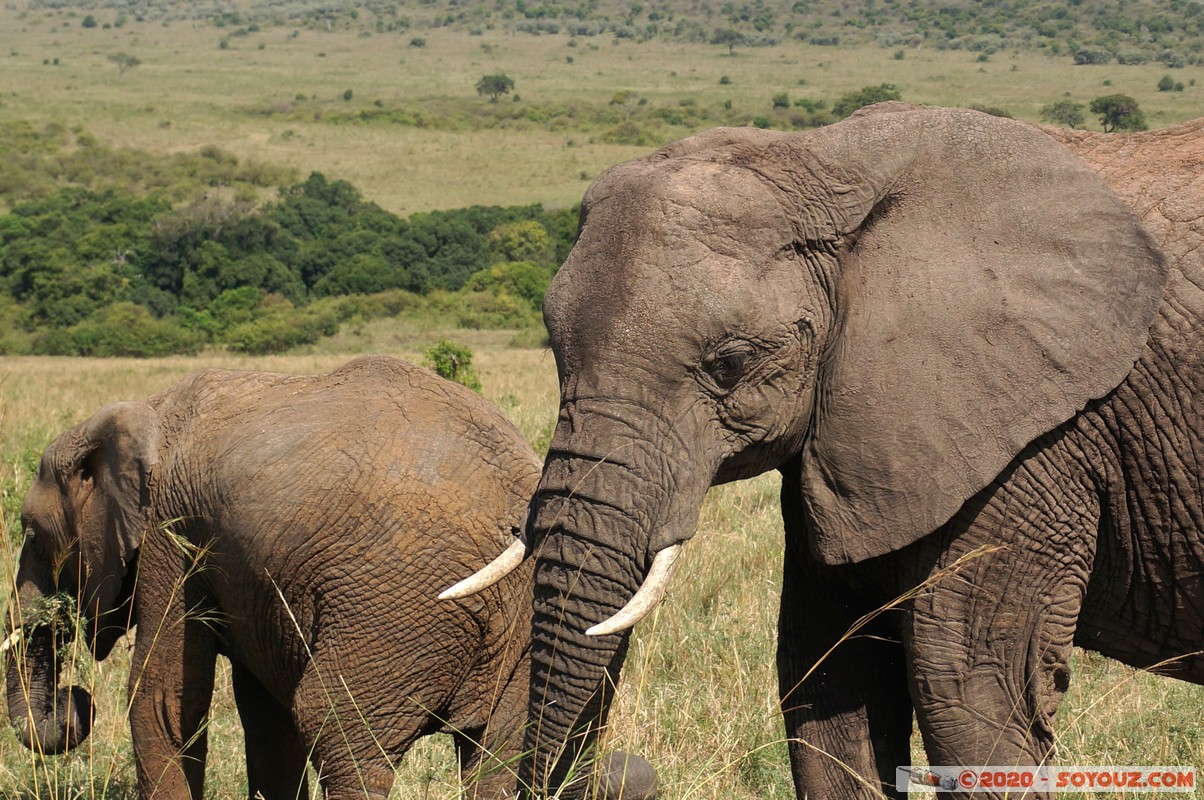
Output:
515,106,1204,798
5,356,650,800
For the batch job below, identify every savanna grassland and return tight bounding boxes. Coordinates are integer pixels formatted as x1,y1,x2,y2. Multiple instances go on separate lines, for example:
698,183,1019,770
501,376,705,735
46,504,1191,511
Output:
1,0,1203,797
1,2,1202,214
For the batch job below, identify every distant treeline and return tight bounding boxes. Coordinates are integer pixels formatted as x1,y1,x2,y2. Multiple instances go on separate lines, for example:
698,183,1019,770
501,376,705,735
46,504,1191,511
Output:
0,171,577,356
29,0,1204,64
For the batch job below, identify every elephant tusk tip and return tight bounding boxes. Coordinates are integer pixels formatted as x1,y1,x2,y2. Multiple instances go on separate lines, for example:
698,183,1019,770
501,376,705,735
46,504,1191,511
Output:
585,620,622,637
437,582,471,601
583,543,683,638
436,538,529,602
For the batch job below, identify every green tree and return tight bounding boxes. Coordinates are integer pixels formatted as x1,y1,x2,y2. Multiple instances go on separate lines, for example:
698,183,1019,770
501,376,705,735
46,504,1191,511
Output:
423,339,482,392
107,52,141,81
832,84,902,118
1039,99,1086,129
475,73,515,103
1089,94,1148,133
464,260,554,311
486,220,555,265
711,28,745,55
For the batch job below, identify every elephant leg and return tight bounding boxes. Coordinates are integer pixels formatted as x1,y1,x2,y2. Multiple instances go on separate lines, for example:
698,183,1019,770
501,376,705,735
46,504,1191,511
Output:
905,452,1097,795
455,657,528,799
128,564,217,799
231,663,310,800
777,508,913,799
778,544,913,799
291,654,417,800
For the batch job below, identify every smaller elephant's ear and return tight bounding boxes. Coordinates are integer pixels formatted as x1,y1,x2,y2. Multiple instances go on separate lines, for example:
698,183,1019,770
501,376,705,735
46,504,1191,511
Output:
75,402,160,587
789,108,1167,564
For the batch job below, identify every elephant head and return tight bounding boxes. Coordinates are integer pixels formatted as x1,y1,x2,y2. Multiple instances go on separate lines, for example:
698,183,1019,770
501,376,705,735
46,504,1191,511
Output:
452,105,1168,796
6,402,158,753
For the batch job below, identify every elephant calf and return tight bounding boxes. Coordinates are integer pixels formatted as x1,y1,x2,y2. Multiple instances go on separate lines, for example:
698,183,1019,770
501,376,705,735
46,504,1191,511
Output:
6,356,551,799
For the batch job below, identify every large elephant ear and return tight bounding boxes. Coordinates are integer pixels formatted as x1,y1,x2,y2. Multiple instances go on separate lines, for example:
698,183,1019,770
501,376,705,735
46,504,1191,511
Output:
74,402,160,598
789,107,1167,564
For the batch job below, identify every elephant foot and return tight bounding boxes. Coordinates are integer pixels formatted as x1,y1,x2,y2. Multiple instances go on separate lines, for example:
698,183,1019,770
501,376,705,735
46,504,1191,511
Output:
597,751,657,800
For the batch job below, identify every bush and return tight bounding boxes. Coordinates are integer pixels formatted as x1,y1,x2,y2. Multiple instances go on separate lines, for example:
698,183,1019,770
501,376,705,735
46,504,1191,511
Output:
832,84,902,118
464,260,554,311
599,120,661,146
33,303,204,357
423,339,482,391
1073,48,1112,65
225,304,340,354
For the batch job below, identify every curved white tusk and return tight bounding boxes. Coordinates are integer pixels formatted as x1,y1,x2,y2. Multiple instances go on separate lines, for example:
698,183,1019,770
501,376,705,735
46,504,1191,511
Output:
586,544,682,637
0,628,22,654
439,539,528,601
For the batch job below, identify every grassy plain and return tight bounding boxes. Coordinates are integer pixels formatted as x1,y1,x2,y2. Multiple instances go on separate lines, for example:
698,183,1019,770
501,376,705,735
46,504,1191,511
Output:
1,6,1202,214
1,335,1201,799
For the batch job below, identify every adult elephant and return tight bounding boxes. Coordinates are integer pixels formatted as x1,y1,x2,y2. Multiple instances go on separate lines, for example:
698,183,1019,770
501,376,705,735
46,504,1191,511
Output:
450,106,1204,798
5,355,654,800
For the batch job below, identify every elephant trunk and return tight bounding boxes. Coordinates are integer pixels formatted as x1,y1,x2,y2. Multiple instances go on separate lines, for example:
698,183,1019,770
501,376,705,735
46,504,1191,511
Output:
5,550,94,754
522,402,708,799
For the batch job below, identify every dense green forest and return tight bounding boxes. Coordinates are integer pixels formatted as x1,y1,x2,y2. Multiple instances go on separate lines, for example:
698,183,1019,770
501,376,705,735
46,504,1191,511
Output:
0,123,576,356
22,0,1204,65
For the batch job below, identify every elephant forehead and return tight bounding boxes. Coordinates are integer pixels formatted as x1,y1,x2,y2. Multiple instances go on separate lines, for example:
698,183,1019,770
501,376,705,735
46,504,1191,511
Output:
585,160,790,255
547,162,794,358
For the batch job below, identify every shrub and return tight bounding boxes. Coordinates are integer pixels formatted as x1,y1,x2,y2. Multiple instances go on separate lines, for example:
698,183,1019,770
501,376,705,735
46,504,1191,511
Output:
465,260,554,311
225,304,340,354
423,339,482,391
486,220,555,265
33,303,203,357
1073,48,1112,65
832,83,902,118
599,120,660,146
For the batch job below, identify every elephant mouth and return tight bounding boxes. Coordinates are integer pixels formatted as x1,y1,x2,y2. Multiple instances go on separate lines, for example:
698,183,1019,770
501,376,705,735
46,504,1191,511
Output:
82,552,139,662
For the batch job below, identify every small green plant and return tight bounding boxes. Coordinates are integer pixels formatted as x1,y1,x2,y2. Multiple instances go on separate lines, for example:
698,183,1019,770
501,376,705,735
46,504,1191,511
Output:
423,339,482,392
342,88,353,101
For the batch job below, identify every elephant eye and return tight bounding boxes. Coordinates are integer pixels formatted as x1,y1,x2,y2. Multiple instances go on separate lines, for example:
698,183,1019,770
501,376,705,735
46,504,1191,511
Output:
703,343,754,390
